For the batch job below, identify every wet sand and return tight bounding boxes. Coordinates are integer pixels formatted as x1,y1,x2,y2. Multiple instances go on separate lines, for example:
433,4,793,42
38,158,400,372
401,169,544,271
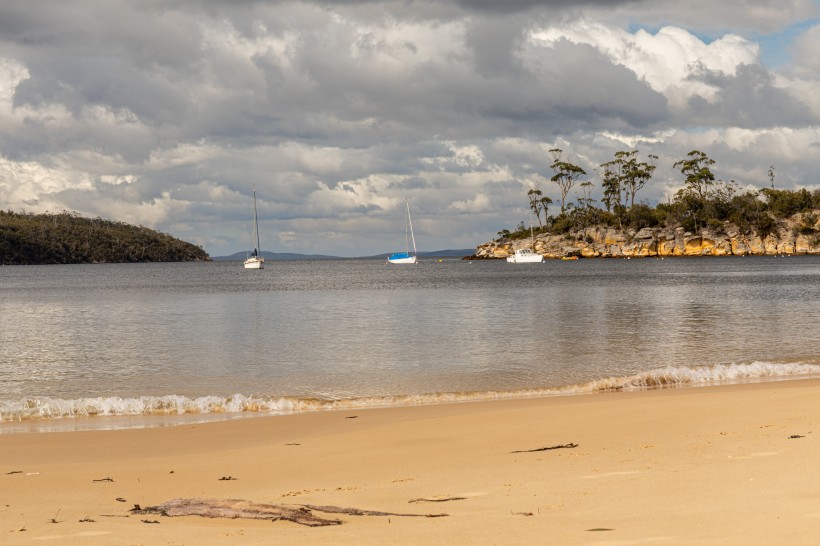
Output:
2,379,820,545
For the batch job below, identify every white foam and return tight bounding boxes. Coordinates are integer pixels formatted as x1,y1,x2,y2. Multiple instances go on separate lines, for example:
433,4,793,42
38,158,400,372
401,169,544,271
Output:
585,361,820,392
2,361,819,425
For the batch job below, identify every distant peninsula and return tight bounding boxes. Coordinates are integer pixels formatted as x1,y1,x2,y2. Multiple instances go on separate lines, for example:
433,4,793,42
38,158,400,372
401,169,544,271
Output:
473,149,820,259
0,211,209,265
472,210,820,259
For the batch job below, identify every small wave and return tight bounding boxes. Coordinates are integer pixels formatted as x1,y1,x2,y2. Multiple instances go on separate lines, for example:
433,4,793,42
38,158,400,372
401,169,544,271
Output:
584,361,820,392
2,361,819,423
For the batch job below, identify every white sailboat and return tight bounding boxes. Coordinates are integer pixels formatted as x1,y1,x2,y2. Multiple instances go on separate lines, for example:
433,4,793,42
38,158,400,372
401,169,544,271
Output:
243,186,265,270
388,199,418,264
507,212,543,263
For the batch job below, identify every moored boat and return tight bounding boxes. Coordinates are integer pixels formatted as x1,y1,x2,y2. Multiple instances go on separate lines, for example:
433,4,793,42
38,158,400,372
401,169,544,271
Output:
388,199,418,264
244,186,265,270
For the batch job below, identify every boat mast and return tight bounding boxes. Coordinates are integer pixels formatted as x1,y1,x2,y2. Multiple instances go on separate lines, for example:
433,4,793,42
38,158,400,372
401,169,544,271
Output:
407,199,417,256
529,210,535,251
253,185,261,255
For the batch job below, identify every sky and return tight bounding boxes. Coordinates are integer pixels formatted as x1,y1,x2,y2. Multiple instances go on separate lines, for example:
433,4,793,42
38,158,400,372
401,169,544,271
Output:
1,0,820,257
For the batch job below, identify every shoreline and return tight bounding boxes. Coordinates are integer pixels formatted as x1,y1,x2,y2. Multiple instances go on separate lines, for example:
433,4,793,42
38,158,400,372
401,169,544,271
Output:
5,360,819,429
3,379,820,544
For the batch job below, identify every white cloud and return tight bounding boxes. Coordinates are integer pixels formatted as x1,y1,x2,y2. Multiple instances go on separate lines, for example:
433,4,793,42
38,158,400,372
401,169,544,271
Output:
311,176,397,214
448,192,491,213
600,0,819,34
0,56,29,107
531,23,759,111
793,24,820,76
421,141,486,169
0,158,82,210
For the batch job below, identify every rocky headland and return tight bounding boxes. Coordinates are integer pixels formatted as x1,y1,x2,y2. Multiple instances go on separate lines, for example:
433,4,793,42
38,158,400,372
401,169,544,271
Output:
471,210,820,259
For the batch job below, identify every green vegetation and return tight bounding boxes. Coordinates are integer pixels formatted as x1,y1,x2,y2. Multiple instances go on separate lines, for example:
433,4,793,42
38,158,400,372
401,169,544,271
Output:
0,210,209,265
499,149,820,242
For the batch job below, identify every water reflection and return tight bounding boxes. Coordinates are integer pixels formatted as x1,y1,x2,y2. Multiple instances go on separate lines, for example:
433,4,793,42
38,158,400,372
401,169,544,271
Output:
1,257,819,404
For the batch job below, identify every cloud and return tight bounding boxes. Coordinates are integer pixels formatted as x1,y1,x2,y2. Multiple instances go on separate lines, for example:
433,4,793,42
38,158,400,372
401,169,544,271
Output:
1,1,819,256
792,24,820,76
601,0,820,34
531,23,760,110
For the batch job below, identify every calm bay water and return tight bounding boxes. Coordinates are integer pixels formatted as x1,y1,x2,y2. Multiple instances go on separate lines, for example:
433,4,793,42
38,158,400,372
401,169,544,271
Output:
1,256,819,429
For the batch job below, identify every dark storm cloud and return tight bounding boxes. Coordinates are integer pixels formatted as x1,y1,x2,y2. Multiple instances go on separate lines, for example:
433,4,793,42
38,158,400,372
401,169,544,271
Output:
312,0,642,15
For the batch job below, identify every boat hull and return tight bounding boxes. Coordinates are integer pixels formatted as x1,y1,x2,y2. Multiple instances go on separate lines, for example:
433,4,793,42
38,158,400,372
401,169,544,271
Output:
506,250,543,263
388,255,417,264
244,257,265,269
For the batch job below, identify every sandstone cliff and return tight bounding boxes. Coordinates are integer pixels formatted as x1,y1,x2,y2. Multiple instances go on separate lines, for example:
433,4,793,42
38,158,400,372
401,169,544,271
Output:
472,210,820,259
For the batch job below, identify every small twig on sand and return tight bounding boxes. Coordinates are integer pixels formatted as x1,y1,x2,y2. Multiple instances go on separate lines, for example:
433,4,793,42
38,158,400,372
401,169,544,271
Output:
301,504,448,518
219,476,237,481
789,435,805,439
93,477,114,482
6,470,23,475
408,497,466,503
511,443,578,453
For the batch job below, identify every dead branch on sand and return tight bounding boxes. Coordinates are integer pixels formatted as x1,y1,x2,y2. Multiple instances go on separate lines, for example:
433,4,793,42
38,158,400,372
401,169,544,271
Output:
131,498,448,527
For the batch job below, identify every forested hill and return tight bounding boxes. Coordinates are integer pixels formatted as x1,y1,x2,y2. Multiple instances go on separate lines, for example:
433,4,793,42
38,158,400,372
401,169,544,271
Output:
0,211,209,265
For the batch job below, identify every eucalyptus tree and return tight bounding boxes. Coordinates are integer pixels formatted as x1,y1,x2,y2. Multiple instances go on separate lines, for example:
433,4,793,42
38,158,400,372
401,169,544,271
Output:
600,158,625,213
621,151,658,208
673,150,716,199
600,153,628,229
577,181,595,211
670,150,719,232
600,150,656,210
549,148,587,215
540,196,553,225
576,181,596,236
527,185,547,227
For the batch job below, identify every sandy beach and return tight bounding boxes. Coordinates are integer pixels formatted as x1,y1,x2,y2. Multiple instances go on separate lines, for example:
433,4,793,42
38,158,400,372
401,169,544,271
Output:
2,380,820,545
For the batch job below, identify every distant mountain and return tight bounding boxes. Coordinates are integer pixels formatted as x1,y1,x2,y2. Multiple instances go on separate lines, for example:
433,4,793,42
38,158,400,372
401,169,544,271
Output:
211,251,340,261
213,248,476,261
364,249,475,258
417,249,475,258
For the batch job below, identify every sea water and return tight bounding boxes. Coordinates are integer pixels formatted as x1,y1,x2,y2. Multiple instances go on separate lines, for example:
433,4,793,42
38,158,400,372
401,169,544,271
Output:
1,256,819,431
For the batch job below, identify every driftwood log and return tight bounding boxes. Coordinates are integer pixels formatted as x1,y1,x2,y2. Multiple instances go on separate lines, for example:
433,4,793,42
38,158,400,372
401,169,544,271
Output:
131,498,447,527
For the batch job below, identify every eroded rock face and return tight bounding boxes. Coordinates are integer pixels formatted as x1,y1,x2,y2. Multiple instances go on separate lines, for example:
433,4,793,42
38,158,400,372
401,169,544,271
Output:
471,211,820,259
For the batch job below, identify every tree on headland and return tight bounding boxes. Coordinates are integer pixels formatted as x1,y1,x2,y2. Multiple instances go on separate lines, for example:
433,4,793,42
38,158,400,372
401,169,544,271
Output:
673,150,715,200
600,158,624,214
549,148,587,214
576,181,596,235
527,185,549,227
526,185,552,228
496,147,820,247
620,150,657,208
539,195,553,225
598,150,656,229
